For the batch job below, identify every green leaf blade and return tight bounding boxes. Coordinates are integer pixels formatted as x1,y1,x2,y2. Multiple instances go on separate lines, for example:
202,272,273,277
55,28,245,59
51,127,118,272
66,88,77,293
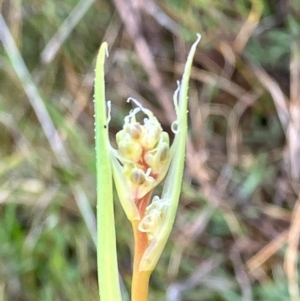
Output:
95,42,122,301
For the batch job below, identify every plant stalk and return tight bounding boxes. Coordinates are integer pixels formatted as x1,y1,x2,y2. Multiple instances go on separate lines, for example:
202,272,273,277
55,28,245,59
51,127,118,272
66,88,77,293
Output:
131,193,152,301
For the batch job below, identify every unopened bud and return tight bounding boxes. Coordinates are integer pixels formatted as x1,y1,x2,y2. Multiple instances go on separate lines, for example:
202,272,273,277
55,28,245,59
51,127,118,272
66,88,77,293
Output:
128,123,143,140
157,142,169,162
140,119,162,150
130,168,146,185
118,134,142,162
116,129,126,145
131,170,156,200
138,196,169,241
144,138,170,175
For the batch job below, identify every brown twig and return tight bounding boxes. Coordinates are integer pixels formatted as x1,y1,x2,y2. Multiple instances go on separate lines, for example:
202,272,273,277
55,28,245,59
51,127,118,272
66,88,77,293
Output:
112,0,175,122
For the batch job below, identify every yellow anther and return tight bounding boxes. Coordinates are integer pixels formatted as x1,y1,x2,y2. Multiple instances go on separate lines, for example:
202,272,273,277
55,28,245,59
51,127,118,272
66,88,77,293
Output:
133,174,156,200
157,142,169,162
130,168,146,185
140,118,162,150
127,123,143,140
144,137,170,174
118,134,142,162
116,129,126,145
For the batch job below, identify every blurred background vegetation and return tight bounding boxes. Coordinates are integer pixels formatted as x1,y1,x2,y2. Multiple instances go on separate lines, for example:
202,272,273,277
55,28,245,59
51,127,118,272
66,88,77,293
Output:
1,0,300,300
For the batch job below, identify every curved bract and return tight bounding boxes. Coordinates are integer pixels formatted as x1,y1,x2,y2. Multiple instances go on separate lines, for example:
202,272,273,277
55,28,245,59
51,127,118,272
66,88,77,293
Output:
139,34,201,271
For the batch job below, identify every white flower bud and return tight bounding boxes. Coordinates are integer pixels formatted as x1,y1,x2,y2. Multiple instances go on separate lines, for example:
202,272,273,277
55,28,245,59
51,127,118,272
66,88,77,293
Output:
118,133,143,162
138,196,170,241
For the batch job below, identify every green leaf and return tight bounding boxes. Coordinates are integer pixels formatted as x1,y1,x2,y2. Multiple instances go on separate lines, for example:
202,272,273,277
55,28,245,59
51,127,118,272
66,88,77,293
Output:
95,42,122,301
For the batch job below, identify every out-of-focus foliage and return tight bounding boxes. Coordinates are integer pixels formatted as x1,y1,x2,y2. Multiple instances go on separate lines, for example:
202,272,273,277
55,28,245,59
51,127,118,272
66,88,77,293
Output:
1,0,300,300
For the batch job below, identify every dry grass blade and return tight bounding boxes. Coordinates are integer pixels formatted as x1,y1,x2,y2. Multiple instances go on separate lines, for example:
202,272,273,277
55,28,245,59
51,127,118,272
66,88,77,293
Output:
0,14,69,166
290,42,300,109
112,0,175,121
166,257,222,301
143,1,182,34
246,230,288,278
5,0,22,46
230,248,253,301
0,14,97,245
284,194,300,301
287,42,300,181
251,63,289,129
168,204,216,278
233,0,263,53
227,90,263,165
40,0,95,64
286,36,300,273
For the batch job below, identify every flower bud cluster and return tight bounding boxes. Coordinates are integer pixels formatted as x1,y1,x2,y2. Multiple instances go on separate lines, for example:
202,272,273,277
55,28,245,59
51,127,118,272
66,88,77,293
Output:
116,100,171,200
138,196,169,241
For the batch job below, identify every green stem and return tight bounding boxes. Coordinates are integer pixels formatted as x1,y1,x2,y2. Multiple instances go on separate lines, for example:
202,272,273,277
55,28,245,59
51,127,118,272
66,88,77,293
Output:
131,193,152,301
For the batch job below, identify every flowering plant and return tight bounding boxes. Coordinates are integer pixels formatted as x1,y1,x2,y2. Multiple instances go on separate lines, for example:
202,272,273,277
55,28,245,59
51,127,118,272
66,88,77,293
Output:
94,34,201,301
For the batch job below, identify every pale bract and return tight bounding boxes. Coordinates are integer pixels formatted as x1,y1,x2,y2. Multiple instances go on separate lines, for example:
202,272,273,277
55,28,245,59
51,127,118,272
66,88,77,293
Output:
138,196,170,241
